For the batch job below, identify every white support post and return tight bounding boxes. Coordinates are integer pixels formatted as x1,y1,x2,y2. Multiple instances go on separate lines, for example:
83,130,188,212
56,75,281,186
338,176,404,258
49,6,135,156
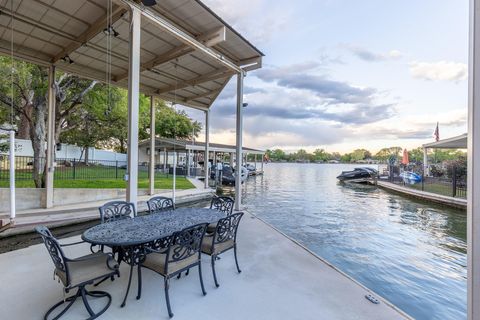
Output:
261,154,264,172
229,152,234,167
126,7,141,211
423,147,428,176
254,154,257,169
45,65,56,208
9,130,15,223
187,149,191,176
172,151,176,203
235,72,244,211
468,1,480,318
163,148,167,172
149,96,155,195
204,110,210,189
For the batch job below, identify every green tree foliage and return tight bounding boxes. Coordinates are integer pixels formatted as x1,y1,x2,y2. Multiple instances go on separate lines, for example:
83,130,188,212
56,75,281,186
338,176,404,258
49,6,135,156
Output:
374,147,402,161
408,147,424,163
155,101,202,140
0,57,202,186
313,148,331,162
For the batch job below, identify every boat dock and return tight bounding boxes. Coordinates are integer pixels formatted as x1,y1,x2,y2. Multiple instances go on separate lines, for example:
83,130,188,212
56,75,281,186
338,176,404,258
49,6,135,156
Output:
0,210,410,320
376,180,467,209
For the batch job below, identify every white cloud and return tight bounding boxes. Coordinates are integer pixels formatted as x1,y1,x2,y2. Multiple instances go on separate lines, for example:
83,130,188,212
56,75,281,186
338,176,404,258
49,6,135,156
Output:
343,44,403,62
409,61,467,82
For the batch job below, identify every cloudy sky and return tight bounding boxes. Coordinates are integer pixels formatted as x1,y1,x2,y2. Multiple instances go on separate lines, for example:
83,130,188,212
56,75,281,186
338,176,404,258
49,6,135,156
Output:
180,0,468,154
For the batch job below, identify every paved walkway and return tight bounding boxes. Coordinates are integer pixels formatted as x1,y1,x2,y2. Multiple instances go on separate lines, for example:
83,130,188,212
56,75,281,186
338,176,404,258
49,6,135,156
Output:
0,211,409,320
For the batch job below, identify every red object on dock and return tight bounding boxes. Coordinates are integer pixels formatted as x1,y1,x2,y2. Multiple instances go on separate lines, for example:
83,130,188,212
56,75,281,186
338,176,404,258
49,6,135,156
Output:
402,149,409,165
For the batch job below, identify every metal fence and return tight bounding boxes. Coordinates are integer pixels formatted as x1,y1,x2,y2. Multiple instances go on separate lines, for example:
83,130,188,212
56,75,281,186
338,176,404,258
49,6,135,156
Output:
385,164,467,199
0,155,181,181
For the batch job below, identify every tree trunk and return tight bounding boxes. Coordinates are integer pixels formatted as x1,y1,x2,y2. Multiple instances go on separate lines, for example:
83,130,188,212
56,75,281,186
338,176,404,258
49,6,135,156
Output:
17,105,32,139
30,102,47,188
84,146,90,165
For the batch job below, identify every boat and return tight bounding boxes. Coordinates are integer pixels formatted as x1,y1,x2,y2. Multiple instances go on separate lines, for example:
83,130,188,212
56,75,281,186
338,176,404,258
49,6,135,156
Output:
211,164,248,185
336,167,378,183
399,171,422,184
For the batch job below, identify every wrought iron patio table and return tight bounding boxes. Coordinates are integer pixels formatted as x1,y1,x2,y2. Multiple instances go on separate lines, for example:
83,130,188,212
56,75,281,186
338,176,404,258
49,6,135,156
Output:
82,208,225,307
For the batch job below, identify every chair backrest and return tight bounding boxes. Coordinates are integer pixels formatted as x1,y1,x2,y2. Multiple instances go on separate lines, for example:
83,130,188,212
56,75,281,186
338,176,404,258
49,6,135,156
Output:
147,196,174,214
99,201,136,223
35,225,70,286
210,196,235,215
213,212,244,247
165,223,208,274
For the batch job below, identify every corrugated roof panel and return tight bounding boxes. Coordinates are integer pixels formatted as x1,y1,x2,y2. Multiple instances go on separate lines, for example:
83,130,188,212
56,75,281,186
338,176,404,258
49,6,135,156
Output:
0,0,262,109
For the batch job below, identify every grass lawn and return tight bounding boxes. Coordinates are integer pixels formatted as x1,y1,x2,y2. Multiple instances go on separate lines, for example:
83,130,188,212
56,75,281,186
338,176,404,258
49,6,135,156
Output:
0,177,194,189
407,182,466,198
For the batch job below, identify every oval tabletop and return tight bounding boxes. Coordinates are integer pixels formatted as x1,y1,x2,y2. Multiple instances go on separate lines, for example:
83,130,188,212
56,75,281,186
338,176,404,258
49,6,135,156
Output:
82,208,225,247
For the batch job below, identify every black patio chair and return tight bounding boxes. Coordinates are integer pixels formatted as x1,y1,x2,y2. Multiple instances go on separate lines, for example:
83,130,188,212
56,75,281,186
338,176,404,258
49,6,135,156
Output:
139,223,209,318
201,212,244,287
147,196,175,214
35,226,119,320
209,196,235,215
99,201,136,223
206,196,235,234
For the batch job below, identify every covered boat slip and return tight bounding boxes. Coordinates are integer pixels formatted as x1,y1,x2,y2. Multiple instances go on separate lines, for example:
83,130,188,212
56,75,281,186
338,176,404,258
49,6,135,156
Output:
0,0,264,211
138,137,265,177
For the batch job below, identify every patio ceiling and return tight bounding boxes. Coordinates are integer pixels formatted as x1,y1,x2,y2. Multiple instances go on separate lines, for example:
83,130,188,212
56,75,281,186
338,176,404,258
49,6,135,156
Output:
0,0,264,110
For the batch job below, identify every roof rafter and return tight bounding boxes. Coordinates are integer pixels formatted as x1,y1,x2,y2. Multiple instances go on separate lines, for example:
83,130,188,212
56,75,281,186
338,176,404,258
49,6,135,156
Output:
52,5,127,63
114,26,226,81
156,68,234,94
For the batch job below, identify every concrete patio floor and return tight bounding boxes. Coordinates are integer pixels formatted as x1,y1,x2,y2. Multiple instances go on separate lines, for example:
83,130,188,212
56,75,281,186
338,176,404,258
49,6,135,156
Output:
0,212,410,320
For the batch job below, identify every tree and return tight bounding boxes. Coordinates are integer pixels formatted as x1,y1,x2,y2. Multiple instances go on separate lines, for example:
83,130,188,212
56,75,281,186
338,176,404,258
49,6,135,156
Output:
375,147,402,162
350,149,370,162
155,101,201,140
408,147,424,164
313,148,331,162
0,57,98,187
294,149,309,161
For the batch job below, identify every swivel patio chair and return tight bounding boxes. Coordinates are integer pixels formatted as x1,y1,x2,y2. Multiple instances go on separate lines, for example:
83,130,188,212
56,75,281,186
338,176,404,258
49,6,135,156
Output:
201,212,244,287
99,201,136,223
210,196,235,215
35,226,119,320
147,196,175,214
139,223,209,318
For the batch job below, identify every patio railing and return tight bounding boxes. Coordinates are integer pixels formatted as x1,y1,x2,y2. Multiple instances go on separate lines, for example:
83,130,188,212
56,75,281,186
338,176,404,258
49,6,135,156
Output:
386,164,467,199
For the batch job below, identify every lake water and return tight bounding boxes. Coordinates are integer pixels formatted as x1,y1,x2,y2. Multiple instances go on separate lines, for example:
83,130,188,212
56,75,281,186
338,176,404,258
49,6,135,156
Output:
236,163,466,320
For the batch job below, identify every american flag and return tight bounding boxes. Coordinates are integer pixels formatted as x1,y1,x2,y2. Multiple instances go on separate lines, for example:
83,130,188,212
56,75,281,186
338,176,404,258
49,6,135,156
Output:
433,122,439,141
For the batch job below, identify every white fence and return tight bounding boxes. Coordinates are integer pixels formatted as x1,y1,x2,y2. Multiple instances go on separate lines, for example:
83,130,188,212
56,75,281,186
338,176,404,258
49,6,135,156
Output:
0,139,126,162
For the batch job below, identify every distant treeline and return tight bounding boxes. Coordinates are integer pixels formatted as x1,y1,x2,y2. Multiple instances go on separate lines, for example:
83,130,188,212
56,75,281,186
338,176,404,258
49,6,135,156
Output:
260,147,466,163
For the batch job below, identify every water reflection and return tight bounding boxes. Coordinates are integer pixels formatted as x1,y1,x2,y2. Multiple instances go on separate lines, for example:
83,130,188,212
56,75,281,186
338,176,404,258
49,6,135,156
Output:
227,163,467,320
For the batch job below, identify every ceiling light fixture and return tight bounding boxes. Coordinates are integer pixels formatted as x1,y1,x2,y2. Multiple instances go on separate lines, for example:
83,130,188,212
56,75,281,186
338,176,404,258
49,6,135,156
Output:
61,55,74,64
141,0,157,6
103,25,119,37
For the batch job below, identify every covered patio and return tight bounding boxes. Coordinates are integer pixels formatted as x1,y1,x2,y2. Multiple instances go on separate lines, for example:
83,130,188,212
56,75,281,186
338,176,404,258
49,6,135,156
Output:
0,0,263,213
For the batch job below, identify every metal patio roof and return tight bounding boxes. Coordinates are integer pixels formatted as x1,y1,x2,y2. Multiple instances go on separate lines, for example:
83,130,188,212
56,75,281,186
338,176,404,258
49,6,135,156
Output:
139,137,265,154
0,0,263,110
423,133,467,149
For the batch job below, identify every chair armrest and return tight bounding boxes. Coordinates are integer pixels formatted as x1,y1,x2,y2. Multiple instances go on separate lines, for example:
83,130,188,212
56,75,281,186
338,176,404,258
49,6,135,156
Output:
145,247,168,255
66,252,119,270
59,240,85,247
